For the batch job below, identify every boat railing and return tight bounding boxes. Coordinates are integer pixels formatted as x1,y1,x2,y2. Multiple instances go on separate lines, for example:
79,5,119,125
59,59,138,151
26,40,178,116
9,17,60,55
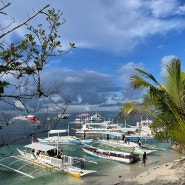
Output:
49,155,74,169
50,157,63,168
62,155,74,166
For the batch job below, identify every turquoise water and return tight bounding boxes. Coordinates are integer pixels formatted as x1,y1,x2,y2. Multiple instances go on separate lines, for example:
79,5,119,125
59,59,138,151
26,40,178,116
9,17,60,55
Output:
0,112,181,185
0,142,180,185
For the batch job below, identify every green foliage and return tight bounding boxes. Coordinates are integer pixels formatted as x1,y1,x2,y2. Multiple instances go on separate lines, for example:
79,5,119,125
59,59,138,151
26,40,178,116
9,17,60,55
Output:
125,58,185,146
0,81,9,94
0,7,75,99
154,131,169,141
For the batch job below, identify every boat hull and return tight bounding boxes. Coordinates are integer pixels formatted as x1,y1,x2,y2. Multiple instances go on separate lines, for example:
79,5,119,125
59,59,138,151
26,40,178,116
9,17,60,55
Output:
82,146,140,164
99,139,156,155
38,137,92,145
17,144,96,178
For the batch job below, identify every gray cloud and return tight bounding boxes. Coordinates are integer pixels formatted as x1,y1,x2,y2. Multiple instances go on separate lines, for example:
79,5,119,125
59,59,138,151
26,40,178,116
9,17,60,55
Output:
40,69,122,105
1,0,185,112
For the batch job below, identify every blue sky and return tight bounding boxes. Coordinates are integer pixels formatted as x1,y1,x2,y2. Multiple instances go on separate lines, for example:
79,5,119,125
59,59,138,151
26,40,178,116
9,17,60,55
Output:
4,0,185,113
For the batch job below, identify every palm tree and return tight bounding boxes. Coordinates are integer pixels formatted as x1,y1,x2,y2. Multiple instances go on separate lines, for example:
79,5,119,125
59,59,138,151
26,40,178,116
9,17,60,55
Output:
123,58,185,149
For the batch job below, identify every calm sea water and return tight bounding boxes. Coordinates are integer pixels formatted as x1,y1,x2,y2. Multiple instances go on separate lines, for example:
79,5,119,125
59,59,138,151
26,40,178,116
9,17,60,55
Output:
0,112,181,185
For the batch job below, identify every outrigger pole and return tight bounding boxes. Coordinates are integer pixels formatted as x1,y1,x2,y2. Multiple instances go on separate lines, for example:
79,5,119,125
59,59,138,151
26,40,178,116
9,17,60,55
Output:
0,163,34,178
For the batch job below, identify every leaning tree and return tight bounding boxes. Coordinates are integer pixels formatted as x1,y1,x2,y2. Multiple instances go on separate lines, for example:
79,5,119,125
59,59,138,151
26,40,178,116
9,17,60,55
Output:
121,58,185,152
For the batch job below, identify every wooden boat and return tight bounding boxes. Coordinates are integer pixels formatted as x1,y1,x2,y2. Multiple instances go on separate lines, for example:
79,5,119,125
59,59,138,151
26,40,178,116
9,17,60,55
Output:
37,129,92,145
98,139,156,155
17,142,96,177
82,146,140,164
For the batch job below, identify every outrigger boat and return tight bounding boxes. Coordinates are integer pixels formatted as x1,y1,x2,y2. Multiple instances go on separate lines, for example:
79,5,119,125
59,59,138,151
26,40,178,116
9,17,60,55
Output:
37,129,92,145
82,146,140,164
17,142,96,177
97,139,157,155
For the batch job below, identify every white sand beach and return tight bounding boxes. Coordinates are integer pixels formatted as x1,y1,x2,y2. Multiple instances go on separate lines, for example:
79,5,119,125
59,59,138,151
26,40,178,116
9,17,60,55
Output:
117,156,185,185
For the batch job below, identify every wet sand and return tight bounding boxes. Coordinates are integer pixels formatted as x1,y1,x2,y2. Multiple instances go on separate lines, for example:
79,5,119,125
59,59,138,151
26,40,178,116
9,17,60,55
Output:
115,156,185,185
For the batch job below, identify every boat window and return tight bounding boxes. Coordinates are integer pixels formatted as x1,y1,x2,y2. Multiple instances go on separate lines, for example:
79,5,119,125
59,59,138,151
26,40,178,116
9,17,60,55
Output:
103,152,109,155
47,149,55,156
111,153,117,156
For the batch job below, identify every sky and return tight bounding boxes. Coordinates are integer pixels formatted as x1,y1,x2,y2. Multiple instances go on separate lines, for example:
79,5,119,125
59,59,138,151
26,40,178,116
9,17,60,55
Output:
2,0,185,113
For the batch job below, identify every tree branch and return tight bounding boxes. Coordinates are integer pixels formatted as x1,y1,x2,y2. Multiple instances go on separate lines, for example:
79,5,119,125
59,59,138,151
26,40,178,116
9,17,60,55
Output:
0,4,50,39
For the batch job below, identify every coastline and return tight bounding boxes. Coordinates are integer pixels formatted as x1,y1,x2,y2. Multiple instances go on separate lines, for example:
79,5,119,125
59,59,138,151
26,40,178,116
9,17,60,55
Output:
115,156,185,185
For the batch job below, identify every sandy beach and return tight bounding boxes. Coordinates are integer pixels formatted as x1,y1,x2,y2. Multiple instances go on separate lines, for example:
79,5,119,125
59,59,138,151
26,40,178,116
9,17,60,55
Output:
116,156,185,185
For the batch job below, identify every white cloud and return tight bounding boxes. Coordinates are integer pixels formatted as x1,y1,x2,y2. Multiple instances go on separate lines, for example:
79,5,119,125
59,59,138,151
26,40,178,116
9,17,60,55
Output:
146,0,177,18
117,62,144,84
1,0,185,112
3,0,185,54
117,62,144,99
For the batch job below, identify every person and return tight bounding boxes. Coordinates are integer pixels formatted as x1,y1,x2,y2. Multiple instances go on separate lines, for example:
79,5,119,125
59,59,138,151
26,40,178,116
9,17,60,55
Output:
57,151,62,159
83,131,86,139
138,137,141,148
79,160,85,169
106,134,109,140
122,134,127,143
141,152,148,166
122,134,125,141
30,136,35,143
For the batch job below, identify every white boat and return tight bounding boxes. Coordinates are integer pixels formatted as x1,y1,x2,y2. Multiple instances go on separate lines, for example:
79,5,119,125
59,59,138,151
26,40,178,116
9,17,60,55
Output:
17,142,96,177
74,113,90,123
88,112,103,121
98,139,156,155
37,129,92,145
74,112,103,123
75,120,121,134
82,146,140,164
12,115,39,121
101,130,155,143
127,118,153,137
57,114,71,119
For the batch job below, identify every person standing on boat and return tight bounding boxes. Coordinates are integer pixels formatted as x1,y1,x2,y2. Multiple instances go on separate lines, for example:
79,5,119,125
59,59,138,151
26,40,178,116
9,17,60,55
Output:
138,137,141,148
30,136,35,143
106,134,109,140
122,134,125,142
141,152,148,166
83,131,86,139
57,150,63,159
79,160,85,169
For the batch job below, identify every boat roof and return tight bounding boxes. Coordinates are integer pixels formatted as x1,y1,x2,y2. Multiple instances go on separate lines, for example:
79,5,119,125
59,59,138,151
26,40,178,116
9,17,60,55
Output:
48,129,68,134
104,131,123,136
84,121,113,125
77,113,89,117
24,142,56,152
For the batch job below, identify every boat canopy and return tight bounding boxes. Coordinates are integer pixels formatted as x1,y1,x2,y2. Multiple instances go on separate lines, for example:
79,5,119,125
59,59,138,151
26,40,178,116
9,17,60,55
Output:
25,142,56,152
76,113,89,117
104,131,123,137
48,129,68,134
84,121,112,126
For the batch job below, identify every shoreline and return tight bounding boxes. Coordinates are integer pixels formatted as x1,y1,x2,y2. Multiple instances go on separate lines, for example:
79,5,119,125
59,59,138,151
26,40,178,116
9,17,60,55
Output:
115,156,185,185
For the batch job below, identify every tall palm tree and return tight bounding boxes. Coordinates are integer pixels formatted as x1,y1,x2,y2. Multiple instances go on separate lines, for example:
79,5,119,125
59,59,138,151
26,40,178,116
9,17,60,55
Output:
123,58,185,147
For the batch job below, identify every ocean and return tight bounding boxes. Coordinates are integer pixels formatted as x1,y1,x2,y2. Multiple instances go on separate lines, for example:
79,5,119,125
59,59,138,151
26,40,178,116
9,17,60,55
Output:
0,111,181,185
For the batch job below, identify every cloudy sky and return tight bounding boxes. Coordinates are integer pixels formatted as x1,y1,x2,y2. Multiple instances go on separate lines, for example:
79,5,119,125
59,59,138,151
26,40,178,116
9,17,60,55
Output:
3,0,185,113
